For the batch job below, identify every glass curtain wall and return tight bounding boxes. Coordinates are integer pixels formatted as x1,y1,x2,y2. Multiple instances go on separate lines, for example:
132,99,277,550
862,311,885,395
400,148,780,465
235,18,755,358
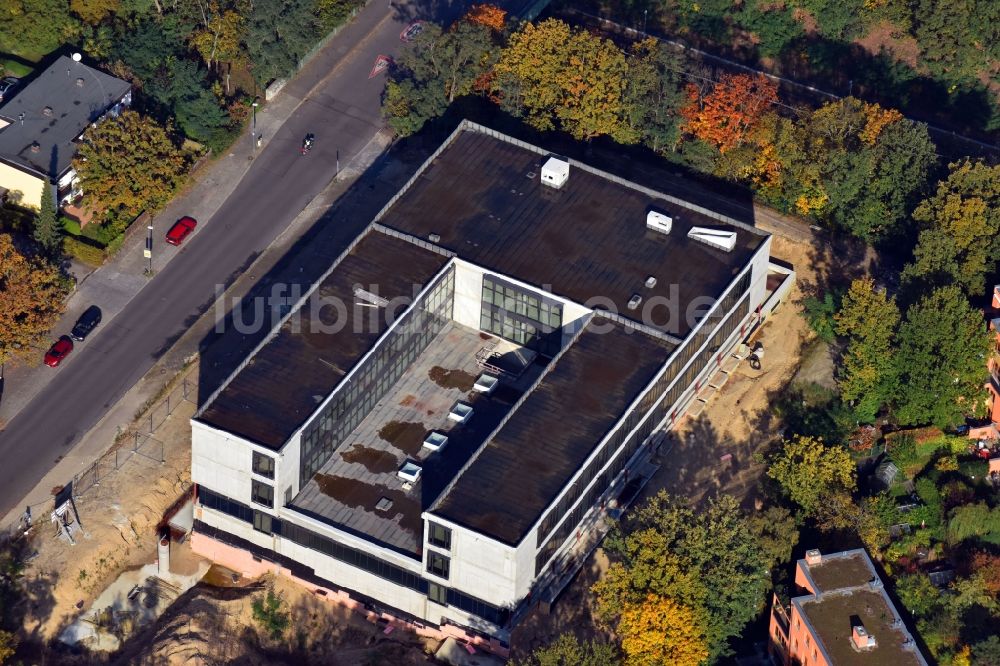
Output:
299,267,456,486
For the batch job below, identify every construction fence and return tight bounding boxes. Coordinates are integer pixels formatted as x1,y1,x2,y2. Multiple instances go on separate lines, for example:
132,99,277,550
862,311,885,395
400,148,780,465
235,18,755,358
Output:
71,378,195,498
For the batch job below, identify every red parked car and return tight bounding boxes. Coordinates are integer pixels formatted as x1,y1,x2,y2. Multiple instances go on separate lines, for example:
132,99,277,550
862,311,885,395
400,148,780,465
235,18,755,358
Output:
165,216,197,246
44,336,74,367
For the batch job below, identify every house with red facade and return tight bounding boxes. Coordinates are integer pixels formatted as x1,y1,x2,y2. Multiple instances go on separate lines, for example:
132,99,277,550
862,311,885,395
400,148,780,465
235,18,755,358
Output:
769,548,927,666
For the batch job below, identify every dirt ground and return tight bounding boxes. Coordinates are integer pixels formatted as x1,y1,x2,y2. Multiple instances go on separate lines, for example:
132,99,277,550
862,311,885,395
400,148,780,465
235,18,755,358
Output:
508,234,839,657
113,574,439,665
19,369,198,647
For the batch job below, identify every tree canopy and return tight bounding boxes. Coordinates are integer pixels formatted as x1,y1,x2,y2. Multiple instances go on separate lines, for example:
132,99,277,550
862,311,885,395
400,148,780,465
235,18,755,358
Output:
74,110,188,232
892,285,990,427
680,73,778,154
511,633,619,666
492,19,630,141
834,277,900,422
617,594,709,666
0,234,69,364
902,161,1000,297
766,435,856,516
594,492,768,661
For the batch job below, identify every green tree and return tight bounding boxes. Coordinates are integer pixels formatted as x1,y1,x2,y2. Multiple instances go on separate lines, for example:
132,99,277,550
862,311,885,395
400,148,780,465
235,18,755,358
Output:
746,505,799,571
243,0,323,86
893,285,990,427
71,0,121,24
251,588,289,640
73,110,188,230
902,161,1000,297
834,277,900,422
766,435,856,516
593,493,768,661
895,573,944,618
0,234,69,364
622,38,686,152
0,0,80,60
947,503,1000,545
510,633,619,666
972,636,1000,666
383,19,497,136
189,1,246,69
33,186,63,258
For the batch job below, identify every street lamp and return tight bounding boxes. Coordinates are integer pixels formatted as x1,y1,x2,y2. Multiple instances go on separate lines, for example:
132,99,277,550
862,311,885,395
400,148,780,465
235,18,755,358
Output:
251,96,260,153
643,9,648,35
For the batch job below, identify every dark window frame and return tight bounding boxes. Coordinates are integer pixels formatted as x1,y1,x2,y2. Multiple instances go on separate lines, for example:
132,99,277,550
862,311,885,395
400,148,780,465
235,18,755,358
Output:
426,551,450,579
427,581,448,605
251,480,274,508
252,451,275,479
253,510,273,535
427,522,452,550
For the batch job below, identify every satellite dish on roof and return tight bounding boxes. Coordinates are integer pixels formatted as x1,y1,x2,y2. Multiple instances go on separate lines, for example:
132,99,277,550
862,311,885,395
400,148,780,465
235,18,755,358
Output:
71,53,82,62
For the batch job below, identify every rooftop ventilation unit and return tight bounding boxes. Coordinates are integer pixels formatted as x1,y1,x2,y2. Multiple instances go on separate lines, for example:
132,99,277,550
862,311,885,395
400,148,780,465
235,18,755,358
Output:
646,211,672,235
627,294,642,311
375,497,393,511
448,402,474,424
422,432,448,453
688,226,737,252
540,157,569,189
354,286,389,308
42,107,53,117
397,461,422,484
644,276,658,289
851,625,877,650
473,373,499,394
75,77,85,88
428,233,441,243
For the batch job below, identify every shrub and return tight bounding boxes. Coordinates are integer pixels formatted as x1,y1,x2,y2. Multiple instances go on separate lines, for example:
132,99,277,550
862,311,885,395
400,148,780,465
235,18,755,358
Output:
251,588,289,640
62,217,81,236
63,236,105,267
802,291,841,342
104,233,125,257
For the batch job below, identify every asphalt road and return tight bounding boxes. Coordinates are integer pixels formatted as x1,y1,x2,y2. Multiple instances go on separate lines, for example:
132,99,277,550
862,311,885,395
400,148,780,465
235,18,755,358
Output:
0,0,492,517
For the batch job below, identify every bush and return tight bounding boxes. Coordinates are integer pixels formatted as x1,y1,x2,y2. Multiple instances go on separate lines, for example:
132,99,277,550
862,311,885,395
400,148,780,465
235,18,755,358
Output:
63,236,105,267
104,233,125,257
251,588,289,640
888,434,917,467
802,290,842,342
82,222,120,246
62,217,81,237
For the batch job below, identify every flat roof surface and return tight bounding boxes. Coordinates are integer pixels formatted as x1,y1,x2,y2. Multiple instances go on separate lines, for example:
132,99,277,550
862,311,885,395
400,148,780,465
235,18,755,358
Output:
196,231,449,450
431,318,675,545
290,323,542,556
806,551,876,592
798,589,924,666
378,129,766,337
0,56,130,178
796,551,926,666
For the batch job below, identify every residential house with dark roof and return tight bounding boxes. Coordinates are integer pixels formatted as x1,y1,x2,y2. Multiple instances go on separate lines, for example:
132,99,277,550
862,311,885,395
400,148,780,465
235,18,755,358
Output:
0,54,130,209
189,120,795,655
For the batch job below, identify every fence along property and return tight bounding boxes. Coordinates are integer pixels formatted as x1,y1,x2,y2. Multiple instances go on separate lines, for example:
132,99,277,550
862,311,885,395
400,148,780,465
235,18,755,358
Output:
72,377,195,498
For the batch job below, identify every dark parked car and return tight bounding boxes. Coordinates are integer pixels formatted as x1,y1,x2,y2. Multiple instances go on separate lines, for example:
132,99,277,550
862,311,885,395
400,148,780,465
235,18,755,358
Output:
44,336,74,368
165,216,197,246
70,305,102,341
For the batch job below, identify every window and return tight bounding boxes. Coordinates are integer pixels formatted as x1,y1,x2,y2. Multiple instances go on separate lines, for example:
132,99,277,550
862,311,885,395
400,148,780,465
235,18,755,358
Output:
284,486,293,506
427,552,450,579
252,451,275,479
480,275,562,356
427,582,448,605
253,510,273,535
428,522,451,550
251,480,273,508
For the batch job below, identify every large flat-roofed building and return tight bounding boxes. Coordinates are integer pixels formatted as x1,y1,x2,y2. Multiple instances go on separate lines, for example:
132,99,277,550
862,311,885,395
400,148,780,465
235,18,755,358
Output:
190,121,792,653
769,549,928,666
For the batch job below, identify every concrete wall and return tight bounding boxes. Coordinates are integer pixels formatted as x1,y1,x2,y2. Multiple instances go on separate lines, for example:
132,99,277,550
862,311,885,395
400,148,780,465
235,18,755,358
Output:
452,258,591,351
192,420,282,513
423,514,520,607
0,161,43,209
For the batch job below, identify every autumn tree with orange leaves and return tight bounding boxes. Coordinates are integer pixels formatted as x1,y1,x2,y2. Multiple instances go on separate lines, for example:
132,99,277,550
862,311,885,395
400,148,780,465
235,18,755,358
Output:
0,234,69,364
679,72,778,153
618,594,709,666
464,3,506,32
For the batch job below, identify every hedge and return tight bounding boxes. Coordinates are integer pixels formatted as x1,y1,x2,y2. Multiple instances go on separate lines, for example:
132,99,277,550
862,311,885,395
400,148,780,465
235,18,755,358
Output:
63,235,105,267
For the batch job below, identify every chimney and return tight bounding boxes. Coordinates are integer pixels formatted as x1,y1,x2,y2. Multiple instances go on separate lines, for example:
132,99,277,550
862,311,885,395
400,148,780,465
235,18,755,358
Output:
76,77,85,88
805,549,822,566
42,106,53,117
852,624,877,650
29,142,40,153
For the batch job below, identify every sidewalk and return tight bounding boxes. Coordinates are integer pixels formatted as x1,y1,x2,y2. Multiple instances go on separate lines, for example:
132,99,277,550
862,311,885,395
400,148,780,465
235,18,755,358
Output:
0,0,393,428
